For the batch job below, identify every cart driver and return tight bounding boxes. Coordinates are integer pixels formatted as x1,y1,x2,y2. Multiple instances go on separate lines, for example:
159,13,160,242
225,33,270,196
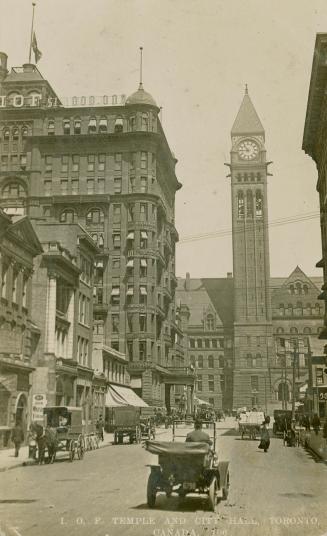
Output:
185,420,212,446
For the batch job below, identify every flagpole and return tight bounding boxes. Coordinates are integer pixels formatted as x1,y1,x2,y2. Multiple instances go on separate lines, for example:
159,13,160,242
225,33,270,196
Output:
28,3,36,63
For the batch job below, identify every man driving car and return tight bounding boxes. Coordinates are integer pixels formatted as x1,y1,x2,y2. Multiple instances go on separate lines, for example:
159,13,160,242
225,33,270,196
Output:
185,420,212,446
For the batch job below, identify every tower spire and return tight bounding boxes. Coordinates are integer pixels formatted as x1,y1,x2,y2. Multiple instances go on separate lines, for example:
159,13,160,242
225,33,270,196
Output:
245,83,248,95
139,46,143,90
28,3,36,64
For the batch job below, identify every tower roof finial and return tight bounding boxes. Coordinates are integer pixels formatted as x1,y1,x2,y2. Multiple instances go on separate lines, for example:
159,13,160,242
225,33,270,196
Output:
245,83,248,95
139,46,143,90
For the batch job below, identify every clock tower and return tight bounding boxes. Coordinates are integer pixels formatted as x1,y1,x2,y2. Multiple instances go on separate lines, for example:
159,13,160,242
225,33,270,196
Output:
229,87,273,409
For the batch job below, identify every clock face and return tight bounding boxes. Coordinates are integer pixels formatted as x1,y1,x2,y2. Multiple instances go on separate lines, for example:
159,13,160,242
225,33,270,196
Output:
238,140,259,160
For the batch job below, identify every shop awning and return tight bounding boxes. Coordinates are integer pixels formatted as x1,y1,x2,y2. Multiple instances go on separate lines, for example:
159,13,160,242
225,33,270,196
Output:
141,231,148,239
126,287,134,295
111,287,120,295
140,286,147,295
194,397,212,406
140,259,147,267
126,259,134,268
127,232,134,240
105,384,148,408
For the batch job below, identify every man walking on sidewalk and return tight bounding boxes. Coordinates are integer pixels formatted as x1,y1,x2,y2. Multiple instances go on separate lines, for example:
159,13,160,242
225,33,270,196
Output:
11,422,24,457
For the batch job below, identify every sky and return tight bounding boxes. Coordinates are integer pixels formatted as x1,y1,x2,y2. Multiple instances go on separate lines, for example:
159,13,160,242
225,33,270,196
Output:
0,0,325,278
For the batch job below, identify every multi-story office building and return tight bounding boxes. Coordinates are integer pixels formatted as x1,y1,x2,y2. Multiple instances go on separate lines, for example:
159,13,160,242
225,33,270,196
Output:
0,209,43,445
0,52,193,409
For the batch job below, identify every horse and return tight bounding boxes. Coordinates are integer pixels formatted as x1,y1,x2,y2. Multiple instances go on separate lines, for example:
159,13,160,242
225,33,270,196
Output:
30,422,58,464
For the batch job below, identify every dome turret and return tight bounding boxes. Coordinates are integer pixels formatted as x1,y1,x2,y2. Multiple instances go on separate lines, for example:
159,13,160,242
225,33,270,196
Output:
126,83,157,107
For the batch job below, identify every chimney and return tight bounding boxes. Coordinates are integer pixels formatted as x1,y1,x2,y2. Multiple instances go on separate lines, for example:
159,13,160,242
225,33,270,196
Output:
227,272,233,279
0,52,8,85
185,272,190,291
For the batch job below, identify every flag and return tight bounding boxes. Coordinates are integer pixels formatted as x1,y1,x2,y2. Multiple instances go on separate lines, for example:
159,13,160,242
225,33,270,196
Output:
32,32,42,63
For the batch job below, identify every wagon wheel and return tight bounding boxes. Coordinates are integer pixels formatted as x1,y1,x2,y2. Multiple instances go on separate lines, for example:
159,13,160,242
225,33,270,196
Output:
222,471,230,500
94,434,100,449
208,476,218,512
77,435,85,460
69,440,75,462
147,472,158,508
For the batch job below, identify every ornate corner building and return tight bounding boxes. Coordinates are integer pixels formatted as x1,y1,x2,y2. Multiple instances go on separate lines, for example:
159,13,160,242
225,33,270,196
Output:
0,51,193,419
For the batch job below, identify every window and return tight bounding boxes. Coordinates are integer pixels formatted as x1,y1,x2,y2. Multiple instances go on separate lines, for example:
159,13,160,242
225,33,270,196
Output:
22,276,28,308
141,113,148,131
129,116,136,131
140,231,148,249
316,368,324,385
48,119,55,135
140,203,147,222
45,155,52,173
114,178,122,194
250,376,259,391
86,208,104,225
60,180,68,195
218,356,224,368
140,176,148,193
290,327,298,334
208,375,214,392
255,191,263,217
71,180,79,195
2,182,26,198
129,177,135,193
1,155,8,170
87,179,95,194
197,375,203,392
60,209,76,223
208,355,214,368
12,127,19,140
127,341,133,361
44,180,52,196
246,190,253,217
128,203,135,222
88,117,97,134
115,153,122,171
113,204,121,224
88,154,95,172
1,264,8,299
98,178,105,193
22,126,28,138
98,153,106,171
72,154,79,172
130,152,136,170
3,127,10,140
12,269,18,303
141,151,147,169
190,339,195,348
63,119,70,135
140,285,147,304
303,327,311,334
139,341,146,361
111,286,120,305
206,314,214,331
61,155,69,173
197,339,203,349
99,117,108,133
140,259,147,278
113,234,121,250
114,117,123,133
238,191,244,218
205,339,210,348
112,314,119,333
140,314,147,332
74,118,81,134
197,355,203,368
303,284,309,295
112,258,120,269
276,327,284,334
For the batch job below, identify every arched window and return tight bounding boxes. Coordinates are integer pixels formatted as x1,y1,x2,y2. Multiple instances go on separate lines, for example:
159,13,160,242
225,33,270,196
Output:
303,284,309,295
287,303,293,315
63,118,70,135
218,356,224,368
2,182,27,198
47,119,55,135
246,190,253,217
88,117,97,134
206,313,214,331
290,284,295,295
74,118,81,134
296,282,302,295
303,327,311,334
60,209,77,223
141,113,148,131
295,301,303,316
21,125,29,138
129,116,136,131
276,327,284,334
86,208,104,226
114,117,123,133
290,327,298,334
255,191,263,217
99,117,108,133
3,127,10,140
12,127,19,140
237,191,244,218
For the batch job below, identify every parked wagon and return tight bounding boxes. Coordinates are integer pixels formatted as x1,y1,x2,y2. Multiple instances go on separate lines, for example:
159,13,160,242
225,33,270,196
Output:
43,406,85,462
238,411,265,440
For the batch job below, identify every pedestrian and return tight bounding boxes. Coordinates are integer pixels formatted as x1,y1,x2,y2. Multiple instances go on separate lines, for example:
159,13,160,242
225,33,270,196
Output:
96,415,104,441
311,413,321,435
11,422,24,457
258,421,270,453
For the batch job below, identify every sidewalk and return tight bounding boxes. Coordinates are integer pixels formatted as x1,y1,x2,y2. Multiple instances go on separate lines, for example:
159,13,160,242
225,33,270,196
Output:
305,430,327,461
0,432,114,473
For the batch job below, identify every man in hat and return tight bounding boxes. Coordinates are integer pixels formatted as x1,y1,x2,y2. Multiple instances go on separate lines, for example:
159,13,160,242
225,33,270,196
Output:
11,422,24,457
185,420,212,445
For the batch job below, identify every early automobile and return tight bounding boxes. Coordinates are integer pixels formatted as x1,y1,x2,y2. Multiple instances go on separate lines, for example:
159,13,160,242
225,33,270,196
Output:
145,421,230,511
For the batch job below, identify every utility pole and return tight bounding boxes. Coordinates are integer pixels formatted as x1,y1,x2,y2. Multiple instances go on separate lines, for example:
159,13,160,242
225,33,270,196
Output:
291,339,298,421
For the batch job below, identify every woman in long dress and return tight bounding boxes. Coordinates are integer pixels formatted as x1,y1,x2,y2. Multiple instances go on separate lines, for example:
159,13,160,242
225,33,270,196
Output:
259,421,270,453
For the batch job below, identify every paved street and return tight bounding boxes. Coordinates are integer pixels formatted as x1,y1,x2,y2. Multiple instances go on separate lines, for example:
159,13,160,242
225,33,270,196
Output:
0,420,327,536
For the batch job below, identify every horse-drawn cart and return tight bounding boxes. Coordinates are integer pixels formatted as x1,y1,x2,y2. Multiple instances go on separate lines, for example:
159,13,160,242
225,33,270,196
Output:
112,406,141,444
238,411,265,440
43,406,85,462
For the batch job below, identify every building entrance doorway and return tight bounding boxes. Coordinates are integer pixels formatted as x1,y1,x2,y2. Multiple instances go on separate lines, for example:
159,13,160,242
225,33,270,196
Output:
15,393,27,430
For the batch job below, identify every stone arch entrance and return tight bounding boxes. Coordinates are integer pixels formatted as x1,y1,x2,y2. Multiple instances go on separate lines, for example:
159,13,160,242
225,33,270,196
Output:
15,393,28,430
0,382,11,426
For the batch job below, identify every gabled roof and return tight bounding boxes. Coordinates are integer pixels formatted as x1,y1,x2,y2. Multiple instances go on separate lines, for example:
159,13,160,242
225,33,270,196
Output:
278,265,321,292
231,91,265,137
6,216,43,255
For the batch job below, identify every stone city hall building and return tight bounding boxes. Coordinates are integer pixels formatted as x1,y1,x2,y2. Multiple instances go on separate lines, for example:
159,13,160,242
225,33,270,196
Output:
0,51,194,439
